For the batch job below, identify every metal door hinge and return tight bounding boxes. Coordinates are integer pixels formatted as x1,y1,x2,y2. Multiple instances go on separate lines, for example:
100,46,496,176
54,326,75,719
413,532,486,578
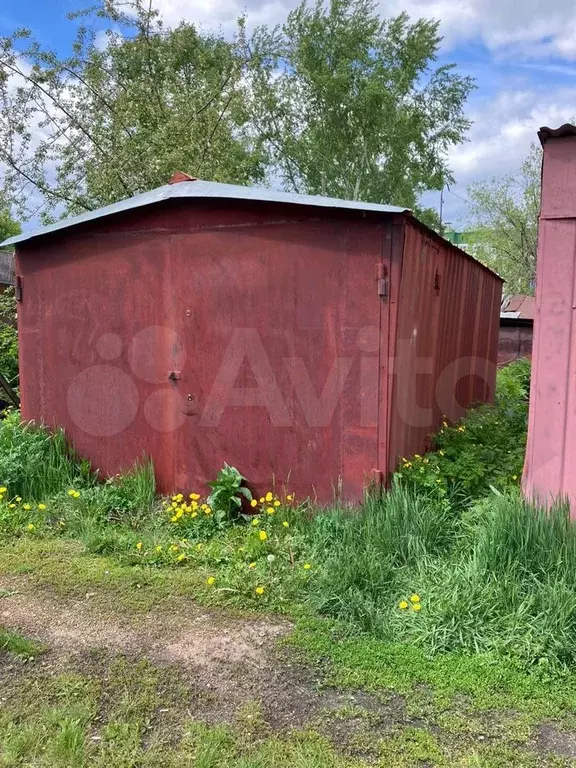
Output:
376,263,388,298
15,276,22,302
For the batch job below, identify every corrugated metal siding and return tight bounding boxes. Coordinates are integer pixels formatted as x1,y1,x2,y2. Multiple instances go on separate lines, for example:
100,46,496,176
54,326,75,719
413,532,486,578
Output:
15,195,501,501
387,220,502,471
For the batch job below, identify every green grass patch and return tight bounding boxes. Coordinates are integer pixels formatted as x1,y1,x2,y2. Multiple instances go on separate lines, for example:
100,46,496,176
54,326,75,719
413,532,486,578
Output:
0,626,44,658
288,615,576,725
0,653,567,768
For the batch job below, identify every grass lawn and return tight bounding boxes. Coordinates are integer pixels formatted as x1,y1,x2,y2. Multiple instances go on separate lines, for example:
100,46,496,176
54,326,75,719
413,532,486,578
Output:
1,536,576,767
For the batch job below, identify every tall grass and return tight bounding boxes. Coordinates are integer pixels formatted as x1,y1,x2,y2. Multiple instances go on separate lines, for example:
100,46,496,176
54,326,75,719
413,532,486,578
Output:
0,411,92,499
306,487,458,637
307,488,576,670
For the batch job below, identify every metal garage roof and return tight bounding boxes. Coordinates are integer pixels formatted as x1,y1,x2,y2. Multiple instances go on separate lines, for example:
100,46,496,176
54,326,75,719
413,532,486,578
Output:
1,178,410,247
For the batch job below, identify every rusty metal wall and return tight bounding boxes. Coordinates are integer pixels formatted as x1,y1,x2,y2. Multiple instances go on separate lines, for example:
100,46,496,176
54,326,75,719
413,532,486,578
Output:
16,199,501,501
387,219,502,471
498,325,533,365
16,201,386,502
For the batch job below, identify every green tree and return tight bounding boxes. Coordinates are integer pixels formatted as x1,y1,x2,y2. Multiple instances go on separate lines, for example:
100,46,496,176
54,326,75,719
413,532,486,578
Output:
246,0,474,209
0,0,474,222
0,198,19,388
0,1,265,220
467,145,541,294
0,197,20,243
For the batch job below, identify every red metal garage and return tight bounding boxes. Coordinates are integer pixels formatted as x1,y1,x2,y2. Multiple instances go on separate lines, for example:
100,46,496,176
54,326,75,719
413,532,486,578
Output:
2,177,502,501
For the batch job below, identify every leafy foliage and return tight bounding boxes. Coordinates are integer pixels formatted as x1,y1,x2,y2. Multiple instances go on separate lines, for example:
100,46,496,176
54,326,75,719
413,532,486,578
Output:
207,463,252,521
0,0,473,223
248,0,474,208
0,287,18,387
0,1,264,221
0,196,20,242
467,144,540,294
395,359,530,500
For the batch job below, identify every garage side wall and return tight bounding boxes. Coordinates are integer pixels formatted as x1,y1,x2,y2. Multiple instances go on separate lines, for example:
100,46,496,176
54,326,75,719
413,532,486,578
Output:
387,218,502,471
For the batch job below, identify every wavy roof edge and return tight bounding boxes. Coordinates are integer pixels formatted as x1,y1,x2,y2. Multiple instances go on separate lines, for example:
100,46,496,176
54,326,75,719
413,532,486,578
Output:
538,124,576,146
0,180,410,248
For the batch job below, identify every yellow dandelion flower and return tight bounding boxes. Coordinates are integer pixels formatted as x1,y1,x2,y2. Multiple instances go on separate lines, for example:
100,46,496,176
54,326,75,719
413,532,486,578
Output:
73,491,80,498
136,542,143,551
413,603,422,612
27,523,35,532
259,530,267,541
399,600,409,610
255,586,265,596
259,497,265,503
282,521,289,528
266,507,275,515
196,543,203,551
177,553,186,562
169,545,179,552
170,515,178,522
303,563,312,570
15,496,21,502
251,518,260,527
249,562,256,569
190,493,201,500
155,545,163,553
9,503,15,509
204,507,212,515
191,512,198,519
201,503,208,510
410,594,420,603
206,576,216,586
0,486,6,493
512,475,518,481
250,499,258,507
38,503,46,510
67,490,75,497
274,500,281,507
23,503,31,511
265,492,273,502
286,494,294,501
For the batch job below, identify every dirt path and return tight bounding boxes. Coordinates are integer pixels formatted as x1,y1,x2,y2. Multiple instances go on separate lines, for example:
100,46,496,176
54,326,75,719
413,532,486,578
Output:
0,573,382,730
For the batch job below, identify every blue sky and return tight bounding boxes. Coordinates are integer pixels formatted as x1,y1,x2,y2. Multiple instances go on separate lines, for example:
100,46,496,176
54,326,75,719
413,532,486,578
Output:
4,0,576,227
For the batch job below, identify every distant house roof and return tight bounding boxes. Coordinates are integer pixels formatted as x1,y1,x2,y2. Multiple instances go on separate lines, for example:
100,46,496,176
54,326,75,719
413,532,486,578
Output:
0,179,410,248
500,294,535,323
0,250,14,286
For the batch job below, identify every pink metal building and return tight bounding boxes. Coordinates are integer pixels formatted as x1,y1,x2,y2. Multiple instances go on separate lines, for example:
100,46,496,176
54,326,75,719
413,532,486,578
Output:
2,177,502,501
523,125,576,509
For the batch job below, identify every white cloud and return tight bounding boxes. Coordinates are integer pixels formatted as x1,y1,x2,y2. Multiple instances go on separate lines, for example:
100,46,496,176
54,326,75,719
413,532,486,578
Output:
151,0,576,61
